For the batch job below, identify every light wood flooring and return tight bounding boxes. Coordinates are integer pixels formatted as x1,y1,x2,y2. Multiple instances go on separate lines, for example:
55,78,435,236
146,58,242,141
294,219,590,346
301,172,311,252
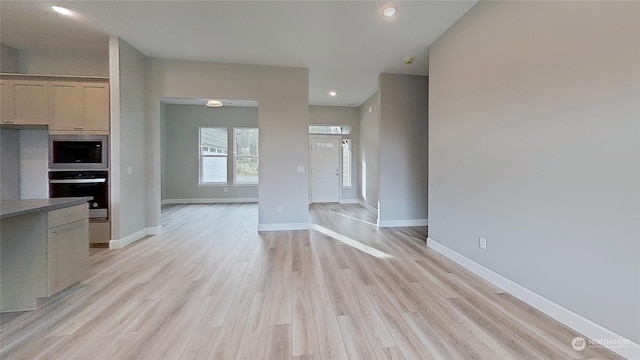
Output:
0,203,623,359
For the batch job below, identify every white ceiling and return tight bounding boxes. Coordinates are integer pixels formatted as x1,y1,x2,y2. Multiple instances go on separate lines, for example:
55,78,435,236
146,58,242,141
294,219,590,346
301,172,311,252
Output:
0,1,477,107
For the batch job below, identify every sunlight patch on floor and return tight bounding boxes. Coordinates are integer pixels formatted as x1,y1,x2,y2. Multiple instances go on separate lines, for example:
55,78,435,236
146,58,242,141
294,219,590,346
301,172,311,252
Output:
311,224,393,259
330,211,377,227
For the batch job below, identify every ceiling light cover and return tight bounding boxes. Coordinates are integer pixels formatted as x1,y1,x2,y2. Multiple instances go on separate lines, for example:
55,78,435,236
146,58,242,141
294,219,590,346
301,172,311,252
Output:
329,91,337,97
51,6,73,16
206,100,224,108
382,7,397,17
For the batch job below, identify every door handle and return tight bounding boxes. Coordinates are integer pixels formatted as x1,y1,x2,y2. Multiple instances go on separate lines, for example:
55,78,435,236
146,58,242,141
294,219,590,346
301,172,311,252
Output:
50,178,106,184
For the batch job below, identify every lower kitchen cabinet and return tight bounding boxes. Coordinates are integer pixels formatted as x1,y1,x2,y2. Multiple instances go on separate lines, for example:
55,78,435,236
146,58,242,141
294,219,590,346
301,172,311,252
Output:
47,204,89,296
1,199,90,312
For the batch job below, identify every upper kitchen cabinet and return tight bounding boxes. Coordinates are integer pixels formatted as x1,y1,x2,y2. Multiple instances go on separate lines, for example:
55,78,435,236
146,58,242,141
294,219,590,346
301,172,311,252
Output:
49,81,110,134
1,79,49,126
0,81,12,123
82,84,110,132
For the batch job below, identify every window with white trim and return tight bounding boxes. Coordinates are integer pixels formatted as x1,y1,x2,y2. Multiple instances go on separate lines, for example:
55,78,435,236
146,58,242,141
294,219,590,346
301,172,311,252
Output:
309,125,351,135
342,139,351,187
199,127,228,184
234,127,259,184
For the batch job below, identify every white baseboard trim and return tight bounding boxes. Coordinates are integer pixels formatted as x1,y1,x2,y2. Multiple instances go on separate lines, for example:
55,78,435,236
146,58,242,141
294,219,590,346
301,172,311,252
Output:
257,222,309,232
358,200,377,211
377,219,429,227
110,226,161,249
146,225,163,236
426,237,640,360
161,198,258,205
340,199,359,204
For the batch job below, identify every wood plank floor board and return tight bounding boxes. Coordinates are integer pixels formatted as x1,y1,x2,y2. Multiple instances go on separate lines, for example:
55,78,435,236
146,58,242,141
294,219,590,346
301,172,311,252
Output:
337,314,378,360
234,293,272,360
340,269,396,349
178,327,220,360
266,324,293,360
291,241,320,357
0,203,623,360
364,284,437,360
374,346,407,360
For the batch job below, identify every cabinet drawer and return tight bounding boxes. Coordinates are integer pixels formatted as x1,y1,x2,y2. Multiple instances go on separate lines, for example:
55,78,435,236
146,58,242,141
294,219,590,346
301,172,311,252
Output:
48,204,88,228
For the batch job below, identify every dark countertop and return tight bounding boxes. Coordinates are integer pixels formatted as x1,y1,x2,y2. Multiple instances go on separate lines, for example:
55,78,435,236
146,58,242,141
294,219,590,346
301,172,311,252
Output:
0,197,92,219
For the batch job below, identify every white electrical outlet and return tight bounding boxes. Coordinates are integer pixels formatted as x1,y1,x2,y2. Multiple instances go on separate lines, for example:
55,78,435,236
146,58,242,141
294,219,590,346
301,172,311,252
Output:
277,206,283,213
224,187,228,193
479,237,487,250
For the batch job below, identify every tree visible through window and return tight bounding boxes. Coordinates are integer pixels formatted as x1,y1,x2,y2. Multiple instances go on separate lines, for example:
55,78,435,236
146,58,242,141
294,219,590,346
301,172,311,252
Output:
234,128,259,184
199,127,228,184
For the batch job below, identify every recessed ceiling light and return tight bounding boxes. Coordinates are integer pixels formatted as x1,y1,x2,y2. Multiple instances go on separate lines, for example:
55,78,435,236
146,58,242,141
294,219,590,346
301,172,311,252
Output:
206,100,224,108
329,91,337,97
382,7,397,17
51,6,73,16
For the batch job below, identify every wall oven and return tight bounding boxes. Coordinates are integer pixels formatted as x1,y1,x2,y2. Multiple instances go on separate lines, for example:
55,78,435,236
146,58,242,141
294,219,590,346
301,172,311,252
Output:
49,171,109,219
49,135,108,170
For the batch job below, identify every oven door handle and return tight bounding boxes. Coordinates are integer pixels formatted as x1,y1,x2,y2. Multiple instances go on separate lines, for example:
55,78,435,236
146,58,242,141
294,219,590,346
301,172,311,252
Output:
49,179,107,184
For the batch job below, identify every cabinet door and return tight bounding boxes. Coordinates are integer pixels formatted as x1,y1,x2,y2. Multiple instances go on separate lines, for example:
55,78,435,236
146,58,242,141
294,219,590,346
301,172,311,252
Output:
82,83,110,132
49,82,83,131
47,219,89,295
1,80,14,124
13,80,49,125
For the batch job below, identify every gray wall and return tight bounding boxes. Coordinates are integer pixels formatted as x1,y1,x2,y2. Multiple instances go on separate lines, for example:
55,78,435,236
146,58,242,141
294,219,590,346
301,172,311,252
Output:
429,1,640,343
19,130,48,199
18,51,108,77
0,129,48,200
1,43,20,73
1,43,108,76
1,129,19,199
358,92,380,208
309,105,359,201
162,104,259,201
110,38,148,239
378,73,428,225
146,59,309,230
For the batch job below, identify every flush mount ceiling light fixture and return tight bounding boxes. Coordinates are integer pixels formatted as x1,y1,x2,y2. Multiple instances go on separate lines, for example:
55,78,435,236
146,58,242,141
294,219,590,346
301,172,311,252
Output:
382,7,397,17
51,5,73,16
329,91,337,97
404,56,415,65
205,100,224,108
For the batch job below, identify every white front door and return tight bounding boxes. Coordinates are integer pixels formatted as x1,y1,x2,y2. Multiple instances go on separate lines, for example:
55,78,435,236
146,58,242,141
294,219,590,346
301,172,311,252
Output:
310,136,341,203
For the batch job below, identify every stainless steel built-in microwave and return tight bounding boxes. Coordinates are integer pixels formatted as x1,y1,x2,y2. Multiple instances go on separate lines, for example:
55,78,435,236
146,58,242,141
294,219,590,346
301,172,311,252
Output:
49,135,108,170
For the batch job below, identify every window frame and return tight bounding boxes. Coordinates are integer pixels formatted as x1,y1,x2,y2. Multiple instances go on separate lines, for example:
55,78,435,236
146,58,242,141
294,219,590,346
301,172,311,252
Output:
198,126,229,186
308,125,351,135
233,127,259,185
342,138,352,188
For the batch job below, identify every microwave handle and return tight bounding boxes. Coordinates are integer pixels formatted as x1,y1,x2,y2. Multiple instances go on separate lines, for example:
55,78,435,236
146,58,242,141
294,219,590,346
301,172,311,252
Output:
49,179,107,184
